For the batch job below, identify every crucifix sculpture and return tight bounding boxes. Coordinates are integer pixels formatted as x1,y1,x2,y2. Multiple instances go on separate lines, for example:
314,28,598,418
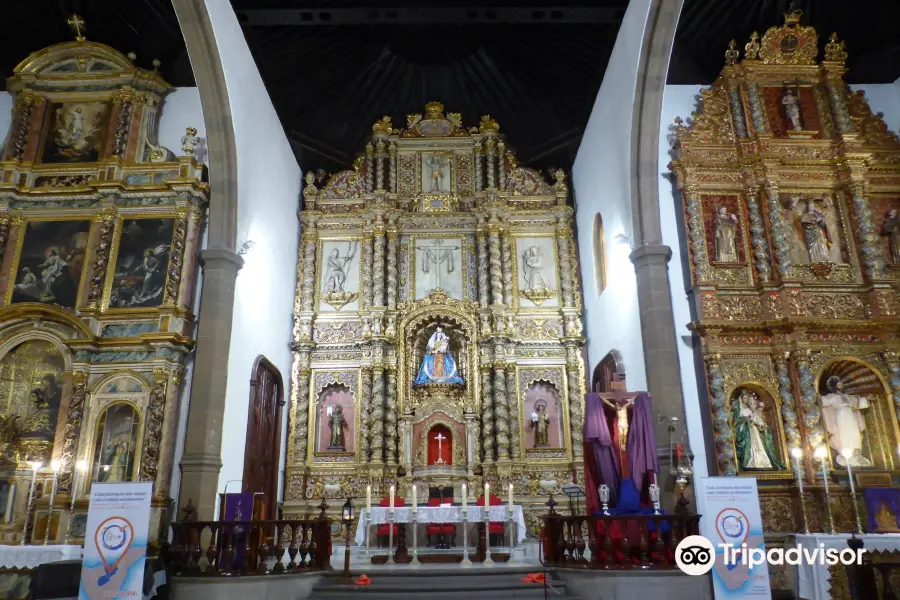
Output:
434,431,447,464
68,14,87,41
598,380,638,468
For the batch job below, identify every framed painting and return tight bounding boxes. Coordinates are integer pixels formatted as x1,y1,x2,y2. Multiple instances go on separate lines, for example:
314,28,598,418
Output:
40,101,109,164
106,217,175,309
9,219,91,308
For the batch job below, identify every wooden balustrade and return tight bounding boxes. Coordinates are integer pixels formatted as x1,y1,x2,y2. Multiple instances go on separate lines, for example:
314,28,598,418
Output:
540,513,701,569
168,518,332,576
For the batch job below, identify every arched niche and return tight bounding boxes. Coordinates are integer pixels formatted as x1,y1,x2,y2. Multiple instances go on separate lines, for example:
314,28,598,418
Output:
90,401,141,484
592,349,626,393
315,383,356,454
522,380,564,450
728,384,787,474
817,358,896,470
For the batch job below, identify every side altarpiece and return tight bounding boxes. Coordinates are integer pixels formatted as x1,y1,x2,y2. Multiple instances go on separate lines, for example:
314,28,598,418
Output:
0,25,205,546
671,11,900,568
286,102,587,533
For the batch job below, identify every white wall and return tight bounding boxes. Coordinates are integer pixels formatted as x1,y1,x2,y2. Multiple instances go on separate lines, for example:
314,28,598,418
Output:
0,94,12,150
158,87,207,164
573,0,651,393
203,0,302,515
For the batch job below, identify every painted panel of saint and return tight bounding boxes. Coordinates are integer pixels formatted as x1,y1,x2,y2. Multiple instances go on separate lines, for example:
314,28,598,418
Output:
414,326,464,386
108,218,174,309
91,403,140,483
41,101,109,163
11,220,90,308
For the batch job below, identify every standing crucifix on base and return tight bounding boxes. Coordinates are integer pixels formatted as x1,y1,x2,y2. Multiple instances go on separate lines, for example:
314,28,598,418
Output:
434,432,447,464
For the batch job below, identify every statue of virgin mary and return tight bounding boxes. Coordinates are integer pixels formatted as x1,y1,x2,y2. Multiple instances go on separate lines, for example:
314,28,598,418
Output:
414,326,465,386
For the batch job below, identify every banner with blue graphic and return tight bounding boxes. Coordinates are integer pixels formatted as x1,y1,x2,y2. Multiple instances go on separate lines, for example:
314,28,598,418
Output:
79,482,153,600
695,477,772,600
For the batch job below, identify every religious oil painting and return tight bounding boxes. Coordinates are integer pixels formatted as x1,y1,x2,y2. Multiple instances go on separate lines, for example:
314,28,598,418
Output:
702,194,745,265
870,197,900,268
783,193,845,265
421,151,453,194
516,237,558,308
315,384,355,453
413,237,464,300
0,340,65,453
523,381,563,449
730,387,785,472
319,240,360,312
41,101,109,163
108,218,174,309
91,403,140,483
11,220,90,308
761,85,821,138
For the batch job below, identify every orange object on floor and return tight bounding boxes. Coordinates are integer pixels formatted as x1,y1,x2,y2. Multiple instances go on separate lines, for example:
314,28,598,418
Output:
520,572,546,584
354,574,372,586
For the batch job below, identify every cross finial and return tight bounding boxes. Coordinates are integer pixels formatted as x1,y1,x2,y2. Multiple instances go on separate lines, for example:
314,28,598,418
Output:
68,14,87,41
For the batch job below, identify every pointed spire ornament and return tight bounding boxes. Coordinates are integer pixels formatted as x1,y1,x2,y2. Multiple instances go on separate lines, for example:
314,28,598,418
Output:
724,40,740,65
67,14,87,41
745,32,760,60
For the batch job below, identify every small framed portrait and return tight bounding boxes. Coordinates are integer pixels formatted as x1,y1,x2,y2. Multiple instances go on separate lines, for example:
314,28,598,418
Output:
41,101,110,163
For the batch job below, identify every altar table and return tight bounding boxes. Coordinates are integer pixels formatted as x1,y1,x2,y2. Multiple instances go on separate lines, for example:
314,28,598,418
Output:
355,505,527,545
788,533,900,600
0,544,82,569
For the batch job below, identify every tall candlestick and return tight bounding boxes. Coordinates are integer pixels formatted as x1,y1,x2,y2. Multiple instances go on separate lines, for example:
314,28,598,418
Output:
366,485,372,511
508,483,514,508
412,483,417,512
45,461,60,545
842,448,864,534
389,485,395,510
22,461,42,545
484,482,489,503
790,448,809,534
462,483,467,510
814,446,835,534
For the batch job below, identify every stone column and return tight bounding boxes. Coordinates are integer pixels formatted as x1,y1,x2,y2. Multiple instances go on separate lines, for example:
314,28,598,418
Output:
488,224,503,305
565,347,584,458
501,230,513,306
291,351,313,463
556,216,575,307
57,370,88,493
763,181,792,277
493,364,510,461
704,354,737,476
360,366,373,462
745,185,772,283
361,232,374,309
370,367,385,465
178,248,243,519
848,180,886,281
476,226,490,308
387,228,398,310
474,143,483,193
774,353,803,475
505,366,520,460
481,367,495,462
795,352,826,451
372,226,386,307
385,368,398,466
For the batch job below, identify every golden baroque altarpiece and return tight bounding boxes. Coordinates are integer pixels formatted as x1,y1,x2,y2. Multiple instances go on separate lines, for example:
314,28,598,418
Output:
286,102,586,533
0,24,204,545
671,12,900,545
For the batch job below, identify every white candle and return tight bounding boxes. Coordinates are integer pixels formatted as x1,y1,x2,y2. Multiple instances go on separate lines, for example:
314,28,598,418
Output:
791,448,804,496
484,482,489,504
28,465,39,506
843,449,856,495
462,483,467,510
412,483,417,512
390,485,395,510
366,485,372,511
508,483,514,508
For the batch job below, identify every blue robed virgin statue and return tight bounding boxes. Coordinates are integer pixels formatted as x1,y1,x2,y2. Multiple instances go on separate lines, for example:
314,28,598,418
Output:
414,326,465,386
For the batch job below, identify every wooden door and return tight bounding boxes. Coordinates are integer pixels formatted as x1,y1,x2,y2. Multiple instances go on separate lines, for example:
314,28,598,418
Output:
242,356,285,519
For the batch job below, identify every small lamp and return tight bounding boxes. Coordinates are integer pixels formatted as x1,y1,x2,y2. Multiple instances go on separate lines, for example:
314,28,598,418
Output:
342,498,354,524
341,498,354,580
599,484,610,516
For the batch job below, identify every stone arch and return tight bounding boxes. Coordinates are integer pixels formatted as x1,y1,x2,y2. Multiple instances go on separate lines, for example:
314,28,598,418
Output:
592,349,626,393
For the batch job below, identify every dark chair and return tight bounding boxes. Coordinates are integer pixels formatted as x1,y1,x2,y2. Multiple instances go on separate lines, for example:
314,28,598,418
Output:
376,495,405,548
476,493,505,546
425,497,456,547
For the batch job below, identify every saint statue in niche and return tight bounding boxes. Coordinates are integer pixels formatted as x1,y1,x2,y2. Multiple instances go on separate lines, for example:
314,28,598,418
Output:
782,88,803,131
800,201,830,263
714,206,739,262
424,153,451,193
102,436,132,483
732,389,783,470
327,404,347,450
324,242,358,293
414,326,465,386
531,402,550,447
882,209,900,264
821,376,872,467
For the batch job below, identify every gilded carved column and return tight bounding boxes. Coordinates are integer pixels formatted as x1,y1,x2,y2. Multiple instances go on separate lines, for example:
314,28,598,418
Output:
727,83,748,138
493,364,510,461
764,181,793,277
705,354,737,475
140,368,169,485
485,139,496,189
474,143,483,192
112,89,134,157
365,142,374,193
385,368,398,466
565,347,584,458
375,140,386,192
389,143,397,194
10,93,41,160
156,366,184,499
883,351,900,425
481,367,495,462
505,366,520,460
86,209,116,308
361,232,374,309
556,217,575,307
774,354,803,474
387,228,398,310
745,83,767,135
291,352,312,463
744,185,772,283
795,352,826,451
848,180,886,280
57,370,88,493
372,225,386,307
684,185,711,281
360,366,373,462
476,226,490,308
0,214,9,267
488,224,503,305
501,230,513,306
299,217,319,313
497,141,506,191
164,207,190,306
370,367,385,464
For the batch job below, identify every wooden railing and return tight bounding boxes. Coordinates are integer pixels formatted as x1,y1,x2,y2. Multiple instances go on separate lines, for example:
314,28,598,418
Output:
540,513,701,569
167,518,332,576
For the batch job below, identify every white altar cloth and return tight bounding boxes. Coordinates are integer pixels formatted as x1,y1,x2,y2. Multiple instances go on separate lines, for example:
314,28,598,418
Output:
0,544,82,569
355,505,526,545
789,533,900,600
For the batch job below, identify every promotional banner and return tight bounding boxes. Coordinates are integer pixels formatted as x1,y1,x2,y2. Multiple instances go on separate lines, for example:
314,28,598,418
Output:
695,476,772,600
79,482,153,600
